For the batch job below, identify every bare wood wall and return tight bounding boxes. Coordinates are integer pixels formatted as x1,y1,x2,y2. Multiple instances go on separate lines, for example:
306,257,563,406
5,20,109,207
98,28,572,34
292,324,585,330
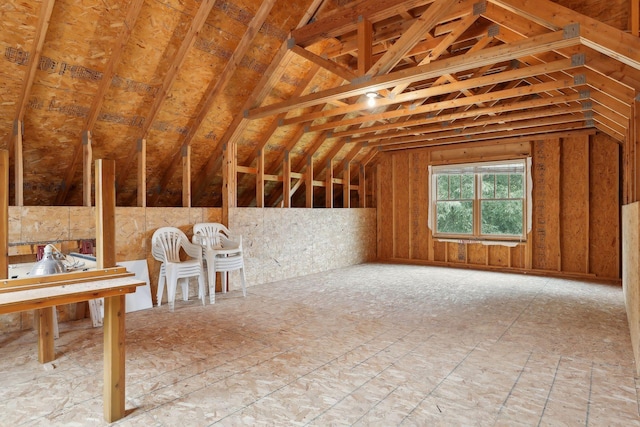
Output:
375,132,621,281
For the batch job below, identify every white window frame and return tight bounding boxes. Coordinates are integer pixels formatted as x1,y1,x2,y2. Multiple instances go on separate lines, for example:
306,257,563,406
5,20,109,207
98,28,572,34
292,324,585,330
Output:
428,158,532,243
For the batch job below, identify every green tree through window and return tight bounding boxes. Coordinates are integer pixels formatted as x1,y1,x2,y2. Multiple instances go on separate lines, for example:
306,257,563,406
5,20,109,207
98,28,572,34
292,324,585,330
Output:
432,160,527,240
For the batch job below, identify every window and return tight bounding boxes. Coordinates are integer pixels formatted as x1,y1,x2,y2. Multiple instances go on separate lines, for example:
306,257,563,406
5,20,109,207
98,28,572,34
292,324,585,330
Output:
431,159,529,241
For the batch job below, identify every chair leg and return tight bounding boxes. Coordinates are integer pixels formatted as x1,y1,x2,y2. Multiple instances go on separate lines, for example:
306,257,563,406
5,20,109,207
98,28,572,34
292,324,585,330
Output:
240,267,247,297
180,278,189,302
167,273,177,312
221,272,227,294
157,273,166,307
198,273,205,306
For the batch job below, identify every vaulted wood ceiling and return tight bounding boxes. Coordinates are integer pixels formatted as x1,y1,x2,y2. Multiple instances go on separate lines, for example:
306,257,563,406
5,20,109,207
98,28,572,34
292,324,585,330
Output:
1,0,639,207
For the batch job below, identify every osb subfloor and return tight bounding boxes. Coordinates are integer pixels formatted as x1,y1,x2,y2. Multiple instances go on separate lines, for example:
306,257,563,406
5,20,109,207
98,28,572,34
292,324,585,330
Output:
1,263,639,426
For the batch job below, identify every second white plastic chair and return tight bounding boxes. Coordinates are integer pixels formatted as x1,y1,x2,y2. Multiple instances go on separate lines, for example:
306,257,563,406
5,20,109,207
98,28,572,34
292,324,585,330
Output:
151,227,206,311
193,223,246,304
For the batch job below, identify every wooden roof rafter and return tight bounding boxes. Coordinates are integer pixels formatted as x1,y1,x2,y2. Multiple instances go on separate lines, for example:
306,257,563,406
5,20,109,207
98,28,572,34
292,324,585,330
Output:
54,0,145,206
146,0,278,207
115,0,217,195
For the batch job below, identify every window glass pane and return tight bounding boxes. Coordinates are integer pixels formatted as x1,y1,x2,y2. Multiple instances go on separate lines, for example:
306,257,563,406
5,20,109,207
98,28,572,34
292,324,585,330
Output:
496,174,509,198
436,201,473,234
450,176,461,199
481,174,495,199
510,173,524,198
461,174,474,199
437,175,449,200
481,200,523,235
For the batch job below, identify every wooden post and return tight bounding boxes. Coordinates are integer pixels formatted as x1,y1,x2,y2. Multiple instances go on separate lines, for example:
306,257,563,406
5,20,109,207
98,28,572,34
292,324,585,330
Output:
256,149,264,207
182,145,191,208
222,141,237,225
103,293,125,422
1,150,8,280
305,155,314,208
95,159,125,422
83,131,92,207
36,307,55,363
325,159,333,208
343,161,351,208
137,138,146,207
633,0,639,37
283,150,291,208
96,159,116,269
358,163,366,208
13,120,23,206
357,16,373,75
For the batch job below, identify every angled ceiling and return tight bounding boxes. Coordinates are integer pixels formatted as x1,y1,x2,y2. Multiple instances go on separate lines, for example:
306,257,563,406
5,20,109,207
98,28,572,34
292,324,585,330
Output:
1,0,638,207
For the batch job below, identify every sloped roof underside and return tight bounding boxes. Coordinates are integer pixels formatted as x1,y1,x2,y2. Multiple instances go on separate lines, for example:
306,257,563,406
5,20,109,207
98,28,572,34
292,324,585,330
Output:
0,0,638,207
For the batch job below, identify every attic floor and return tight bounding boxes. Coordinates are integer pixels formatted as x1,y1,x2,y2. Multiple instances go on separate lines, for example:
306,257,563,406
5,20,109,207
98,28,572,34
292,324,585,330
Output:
0,263,639,426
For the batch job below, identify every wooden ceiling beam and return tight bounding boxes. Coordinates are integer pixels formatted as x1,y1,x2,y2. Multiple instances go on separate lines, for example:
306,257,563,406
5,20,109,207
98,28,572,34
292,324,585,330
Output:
308,77,580,132
291,0,435,47
380,121,592,151
368,112,588,147
331,91,587,139
14,0,55,122
246,27,581,120
365,0,467,77
488,0,640,70
55,0,144,206
147,0,277,207
349,103,586,143
289,44,357,81
282,57,578,127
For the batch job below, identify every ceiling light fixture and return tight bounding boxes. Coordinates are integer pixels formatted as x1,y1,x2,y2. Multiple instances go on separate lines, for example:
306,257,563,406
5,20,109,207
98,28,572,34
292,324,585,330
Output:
365,91,378,107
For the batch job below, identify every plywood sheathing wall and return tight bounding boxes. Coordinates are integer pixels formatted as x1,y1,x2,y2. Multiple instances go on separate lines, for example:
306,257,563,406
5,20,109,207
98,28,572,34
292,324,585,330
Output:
622,202,640,375
1,205,375,333
376,134,620,281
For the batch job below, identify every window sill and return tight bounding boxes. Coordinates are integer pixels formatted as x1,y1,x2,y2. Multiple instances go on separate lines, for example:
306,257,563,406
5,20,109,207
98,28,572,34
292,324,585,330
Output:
434,237,526,247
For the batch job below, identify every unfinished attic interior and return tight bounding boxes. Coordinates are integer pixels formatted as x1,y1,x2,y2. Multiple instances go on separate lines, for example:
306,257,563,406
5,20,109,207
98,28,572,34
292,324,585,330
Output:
3,0,640,423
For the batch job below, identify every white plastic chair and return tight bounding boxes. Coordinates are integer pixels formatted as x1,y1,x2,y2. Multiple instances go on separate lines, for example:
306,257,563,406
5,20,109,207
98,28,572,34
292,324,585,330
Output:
151,227,206,311
193,223,246,304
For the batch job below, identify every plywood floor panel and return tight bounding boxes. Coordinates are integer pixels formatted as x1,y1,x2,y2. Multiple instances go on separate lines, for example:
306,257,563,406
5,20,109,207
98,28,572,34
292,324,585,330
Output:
0,263,637,426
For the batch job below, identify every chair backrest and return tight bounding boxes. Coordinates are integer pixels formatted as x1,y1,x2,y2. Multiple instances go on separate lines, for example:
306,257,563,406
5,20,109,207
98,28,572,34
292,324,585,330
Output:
152,227,190,263
193,223,232,248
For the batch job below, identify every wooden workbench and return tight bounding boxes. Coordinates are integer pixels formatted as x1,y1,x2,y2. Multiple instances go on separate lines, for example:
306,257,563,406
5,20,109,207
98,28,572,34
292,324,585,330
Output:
0,267,144,422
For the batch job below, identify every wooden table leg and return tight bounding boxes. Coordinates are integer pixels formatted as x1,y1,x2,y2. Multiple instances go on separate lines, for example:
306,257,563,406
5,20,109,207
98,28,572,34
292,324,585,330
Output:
103,294,125,422
37,307,55,363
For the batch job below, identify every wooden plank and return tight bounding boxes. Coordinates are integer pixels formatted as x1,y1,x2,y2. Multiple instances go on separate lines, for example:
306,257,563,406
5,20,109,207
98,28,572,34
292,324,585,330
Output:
83,131,93,207
343,162,351,208
95,160,117,269
222,142,237,225
559,136,589,274
377,159,394,258
36,307,55,363
358,17,373,75
393,154,411,258
13,121,23,207
633,0,639,37
182,145,191,208
358,164,366,208
590,132,620,278
247,28,581,119
326,160,334,208
283,151,291,208
137,139,146,208
14,0,55,122
0,150,7,280
0,268,132,291
367,0,463,77
291,0,434,47
103,294,125,423
308,78,579,132
306,156,314,208
256,149,265,208
532,138,561,271
289,45,356,81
